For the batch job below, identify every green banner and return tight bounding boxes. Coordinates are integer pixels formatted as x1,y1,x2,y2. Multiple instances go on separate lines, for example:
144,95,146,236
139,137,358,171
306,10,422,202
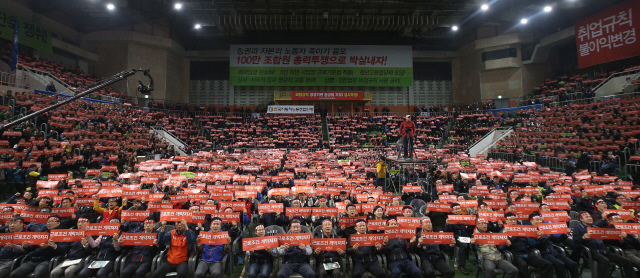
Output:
230,67,412,87
0,8,52,53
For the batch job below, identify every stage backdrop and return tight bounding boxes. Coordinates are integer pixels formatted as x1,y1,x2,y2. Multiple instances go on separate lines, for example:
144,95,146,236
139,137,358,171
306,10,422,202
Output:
575,0,640,69
230,45,413,87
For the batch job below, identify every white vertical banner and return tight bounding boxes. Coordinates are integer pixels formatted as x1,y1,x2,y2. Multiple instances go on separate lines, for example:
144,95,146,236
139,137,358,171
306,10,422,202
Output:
267,105,314,114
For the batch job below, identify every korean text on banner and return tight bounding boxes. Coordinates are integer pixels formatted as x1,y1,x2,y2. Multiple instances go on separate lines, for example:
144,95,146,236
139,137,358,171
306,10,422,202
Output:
350,234,384,246
199,232,229,245
311,238,347,251
120,233,157,245
242,236,279,251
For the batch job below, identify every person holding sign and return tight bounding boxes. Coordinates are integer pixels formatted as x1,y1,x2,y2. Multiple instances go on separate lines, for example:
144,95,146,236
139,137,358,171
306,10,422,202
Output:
313,220,344,278
0,217,28,277
153,219,196,278
246,225,276,278
258,200,285,227
470,218,518,278
527,212,579,278
415,217,455,278
78,217,123,278
283,200,311,227
347,219,385,278
338,204,362,239
501,213,553,278
572,212,636,278
444,203,474,275
10,215,69,278
119,217,161,278
277,220,315,278
93,197,121,223
380,219,421,278
602,213,640,270
195,217,230,278
50,216,94,278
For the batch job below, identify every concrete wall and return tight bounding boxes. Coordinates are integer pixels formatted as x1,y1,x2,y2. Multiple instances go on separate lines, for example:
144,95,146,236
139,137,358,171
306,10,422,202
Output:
480,68,522,100
452,43,483,104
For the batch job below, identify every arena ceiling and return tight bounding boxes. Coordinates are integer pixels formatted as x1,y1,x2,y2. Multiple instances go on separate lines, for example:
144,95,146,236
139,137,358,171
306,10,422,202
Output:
20,0,630,51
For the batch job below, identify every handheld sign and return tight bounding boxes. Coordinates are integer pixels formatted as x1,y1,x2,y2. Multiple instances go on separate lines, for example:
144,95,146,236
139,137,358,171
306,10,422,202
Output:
588,228,622,240
277,233,311,246
49,229,85,242
120,233,157,245
159,210,193,222
503,225,539,237
311,238,347,251
199,232,229,245
537,223,568,235
420,232,455,245
13,232,49,245
350,234,384,246
85,223,120,236
242,236,279,251
473,233,508,245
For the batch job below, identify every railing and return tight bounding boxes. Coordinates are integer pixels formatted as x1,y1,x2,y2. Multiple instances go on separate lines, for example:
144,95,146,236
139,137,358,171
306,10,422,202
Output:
150,126,188,155
473,127,513,156
593,67,640,94
0,71,30,89
465,126,503,152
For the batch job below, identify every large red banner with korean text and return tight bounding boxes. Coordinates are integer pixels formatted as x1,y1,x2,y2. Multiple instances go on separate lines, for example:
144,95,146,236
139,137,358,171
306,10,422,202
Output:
210,213,241,223
121,210,151,222
615,223,640,234
291,92,364,100
199,232,229,245
350,234,384,246
541,211,570,222
397,217,421,229
49,229,85,242
338,216,367,227
474,233,508,245
85,223,120,236
311,238,347,251
420,232,455,245
368,220,386,231
504,225,539,237
312,207,339,217
13,232,49,245
277,233,312,246
603,209,634,220
588,228,622,239
286,207,312,217
259,204,284,213
160,210,193,222
427,203,451,213
243,236,279,251
384,228,415,239
447,215,476,225
575,0,640,68
538,223,568,235
121,233,157,245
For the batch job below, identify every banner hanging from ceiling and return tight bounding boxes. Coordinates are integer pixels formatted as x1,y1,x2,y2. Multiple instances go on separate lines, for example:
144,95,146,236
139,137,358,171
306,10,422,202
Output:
575,0,640,69
0,8,52,53
230,45,413,87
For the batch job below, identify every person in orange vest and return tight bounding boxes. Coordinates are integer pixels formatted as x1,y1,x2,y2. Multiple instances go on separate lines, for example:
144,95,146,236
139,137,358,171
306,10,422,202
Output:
93,197,121,223
153,219,196,278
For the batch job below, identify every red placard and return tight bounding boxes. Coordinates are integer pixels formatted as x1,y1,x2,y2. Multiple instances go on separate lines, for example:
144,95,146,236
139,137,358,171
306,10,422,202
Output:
49,229,85,242
420,232,455,245
447,215,476,225
474,233,508,245
516,187,540,195
20,211,51,223
384,228,416,239
427,203,451,213
588,228,622,240
122,190,149,200
258,204,284,213
312,207,339,217
191,214,206,224
148,203,174,212
350,234,384,246
504,225,539,237
97,188,122,198
338,216,367,227
0,214,13,224
615,223,640,234
199,232,229,245
469,188,489,197
121,210,151,221
397,217,421,229
542,201,570,210
436,184,454,192
513,202,540,213
311,238,347,251
361,204,381,213
121,233,157,245
0,233,12,245
291,92,364,101
603,209,634,220
235,191,257,199
485,200,508,210
86,223,120,236
51,208,75,218
402,186,422,193
367,219,387,231
537,222,568,235
541,211,570,222
243,236,279,251
621,202,640,210
478,211,504,222
458,200,478,208
218,201,246,212
210,213,241,223
160,209,193,222
277,233,312,246
575,0,640,68
13,232,48,245
385,206,404,215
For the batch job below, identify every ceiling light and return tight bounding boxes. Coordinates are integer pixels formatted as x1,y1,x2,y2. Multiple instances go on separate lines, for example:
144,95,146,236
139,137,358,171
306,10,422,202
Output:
174,3,183,10
452,25,459,31
481,4,489,10
544,6,552,12
498,95,502,99
521,18,528,24
106,3,115,10
195,24,202,29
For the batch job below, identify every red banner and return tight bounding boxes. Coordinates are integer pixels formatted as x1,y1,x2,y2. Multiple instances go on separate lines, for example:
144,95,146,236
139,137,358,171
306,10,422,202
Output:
210,213,241,223
504,225,539,237
13,232,49,245
436,184,454,192
385,206,404,215
367,219,386,231
49,229,85,242
121,233,157,245
575,0,640,68
603,209,634,220
402,186,422,193
384,228,416,239
291,92,363,101
312,207,339,217
242,236,279,251
397,217,421,229
474,233,508,245
0,233,12,245
121,210,151,222
447,215,476,225
541,211,570,222
426,203,450,213
199,232,229,245
160,209,193,222
420,232,455,245
148,203,174,212
218,201,246,212
438,195,457,203
338,216,367,227
75,198,95,207
485,200,508,210
122,190,149,200
542,201,570,210
20,211,51,223
258,204,284,213
85,223,120,236
588,228,622,239
615,223,640,234
311,238,347,251
621,201,640,210
538,222,568,235
191,214,206,224
458,200,478,208
0,214,13,224
277,233,312,246
350,234,384,246
477,211,504,222
513,202,540,213
51,208,75,218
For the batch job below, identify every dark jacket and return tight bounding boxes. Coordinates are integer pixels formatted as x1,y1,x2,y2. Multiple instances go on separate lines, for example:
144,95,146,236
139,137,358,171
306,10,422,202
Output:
94,235,122,261
573,222,608,254
528,234,568,256
603,224,640,250
414,230,450,261
67,240,93,260
29,227,70,262
347,233,382,263
381,238,413,262
445,222,475,241
314,230,341,263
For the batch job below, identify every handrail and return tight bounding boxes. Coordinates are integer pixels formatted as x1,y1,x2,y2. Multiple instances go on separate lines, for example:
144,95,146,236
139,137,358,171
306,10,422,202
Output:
621,71,640,89
593,68,640,94
150,126,189,152
19,64,78,95
475,127,513,155
465,126,511,151
0,71,30,89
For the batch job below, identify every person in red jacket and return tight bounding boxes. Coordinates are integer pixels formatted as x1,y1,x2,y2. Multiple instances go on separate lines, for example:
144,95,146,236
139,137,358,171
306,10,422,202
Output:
93,197,121,223
399,115,416,159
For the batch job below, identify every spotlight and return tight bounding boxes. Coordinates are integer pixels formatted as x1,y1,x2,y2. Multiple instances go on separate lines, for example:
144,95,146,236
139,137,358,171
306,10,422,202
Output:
521,18,528,24
174,3,183,10
544,6,552,12
498,95,502,99
481,4,489,10
452,25,459,31
106,3,115,10
195,24,202,29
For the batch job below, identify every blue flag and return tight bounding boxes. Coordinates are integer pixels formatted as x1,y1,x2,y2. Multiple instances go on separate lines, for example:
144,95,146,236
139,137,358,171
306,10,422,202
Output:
10,19,18,72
